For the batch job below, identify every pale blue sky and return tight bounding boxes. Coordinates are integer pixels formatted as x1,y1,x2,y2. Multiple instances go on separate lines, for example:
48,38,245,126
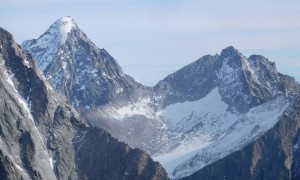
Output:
1,0,299,85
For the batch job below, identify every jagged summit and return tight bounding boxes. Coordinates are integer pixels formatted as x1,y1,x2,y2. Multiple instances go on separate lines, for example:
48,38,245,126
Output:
219,46,245,66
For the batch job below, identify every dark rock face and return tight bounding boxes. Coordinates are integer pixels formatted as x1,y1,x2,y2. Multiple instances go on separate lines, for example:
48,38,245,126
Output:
0,27,56,180
0,27,168,180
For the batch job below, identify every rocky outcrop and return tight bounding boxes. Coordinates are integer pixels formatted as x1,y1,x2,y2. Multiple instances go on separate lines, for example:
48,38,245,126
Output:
0,27,168,180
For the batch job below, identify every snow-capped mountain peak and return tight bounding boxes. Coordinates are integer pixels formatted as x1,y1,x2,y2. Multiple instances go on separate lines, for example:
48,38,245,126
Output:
22,17,148,110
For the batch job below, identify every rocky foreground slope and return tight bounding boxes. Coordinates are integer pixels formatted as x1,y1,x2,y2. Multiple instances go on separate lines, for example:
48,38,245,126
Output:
0,27,168,180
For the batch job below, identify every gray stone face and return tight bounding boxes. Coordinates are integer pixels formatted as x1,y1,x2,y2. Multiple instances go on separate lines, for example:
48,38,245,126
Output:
0,27,168,180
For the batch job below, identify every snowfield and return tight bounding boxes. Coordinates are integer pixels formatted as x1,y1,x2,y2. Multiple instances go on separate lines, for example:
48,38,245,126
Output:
154,88,289,179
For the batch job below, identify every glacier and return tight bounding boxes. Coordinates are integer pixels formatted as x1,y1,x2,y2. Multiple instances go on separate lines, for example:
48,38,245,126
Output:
154,88,289,179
